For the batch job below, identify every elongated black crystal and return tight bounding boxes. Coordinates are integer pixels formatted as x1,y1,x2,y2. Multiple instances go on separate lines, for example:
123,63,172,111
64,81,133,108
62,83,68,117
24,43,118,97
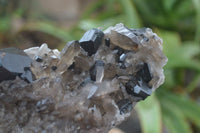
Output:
125,79,152,100
0,47,34,82
105,38,110,47
137,63,152,83
79,28,104,56
125,63,153,100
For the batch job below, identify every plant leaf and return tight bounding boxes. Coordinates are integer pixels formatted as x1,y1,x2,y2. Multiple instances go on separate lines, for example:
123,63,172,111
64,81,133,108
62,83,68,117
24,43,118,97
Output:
136,94,162,133
163,0,176,12
81,0,105,19
159,31,200,72
21,22,74,42
118,0,141,28
162,101,192,133
157,90,200,128
79,16,125,31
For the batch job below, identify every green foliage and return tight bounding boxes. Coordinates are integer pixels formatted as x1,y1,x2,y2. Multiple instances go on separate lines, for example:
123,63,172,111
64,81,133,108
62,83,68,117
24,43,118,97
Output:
160,31,200,72
136,94,162,133
158,89,200,129
192,0,200,43
0,16,10,32
118,0,141,28
21,22,75,42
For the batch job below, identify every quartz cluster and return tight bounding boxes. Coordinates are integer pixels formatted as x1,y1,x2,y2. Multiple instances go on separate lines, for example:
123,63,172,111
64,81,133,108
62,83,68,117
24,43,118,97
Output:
0,23,167,133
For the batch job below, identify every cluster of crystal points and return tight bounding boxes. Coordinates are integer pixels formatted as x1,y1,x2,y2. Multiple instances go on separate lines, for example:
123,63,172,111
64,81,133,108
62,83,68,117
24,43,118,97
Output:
0,23,167,133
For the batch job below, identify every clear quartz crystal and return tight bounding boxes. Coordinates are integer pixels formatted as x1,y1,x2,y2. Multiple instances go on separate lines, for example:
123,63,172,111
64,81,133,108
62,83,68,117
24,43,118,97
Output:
0,23,167,133
57,41,80,74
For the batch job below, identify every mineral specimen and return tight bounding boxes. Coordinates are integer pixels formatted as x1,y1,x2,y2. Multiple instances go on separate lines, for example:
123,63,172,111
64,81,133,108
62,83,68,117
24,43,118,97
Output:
0,23,167,133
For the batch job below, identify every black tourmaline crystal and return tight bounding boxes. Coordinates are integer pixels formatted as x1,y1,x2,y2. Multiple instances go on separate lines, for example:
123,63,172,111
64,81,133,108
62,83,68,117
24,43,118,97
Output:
79,28,104,56
136,63,152,84
0,47,34,82
125,80,152,100
125,63,153,100
105,38,110,47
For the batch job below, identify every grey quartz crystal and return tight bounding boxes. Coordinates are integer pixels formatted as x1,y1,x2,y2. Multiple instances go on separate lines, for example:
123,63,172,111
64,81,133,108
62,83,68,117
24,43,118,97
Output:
0,23,167,133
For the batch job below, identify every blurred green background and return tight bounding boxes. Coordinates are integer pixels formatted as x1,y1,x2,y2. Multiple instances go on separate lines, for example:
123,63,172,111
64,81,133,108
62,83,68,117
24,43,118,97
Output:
0,0,200,133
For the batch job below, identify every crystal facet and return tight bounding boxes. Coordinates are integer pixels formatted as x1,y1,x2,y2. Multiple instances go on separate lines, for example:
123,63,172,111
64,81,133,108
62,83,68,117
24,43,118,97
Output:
0,47,34,82
79,28,104,56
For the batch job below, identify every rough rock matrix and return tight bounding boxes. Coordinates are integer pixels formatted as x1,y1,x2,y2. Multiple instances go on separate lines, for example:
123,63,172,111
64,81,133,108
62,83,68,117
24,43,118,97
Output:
0,23,167,133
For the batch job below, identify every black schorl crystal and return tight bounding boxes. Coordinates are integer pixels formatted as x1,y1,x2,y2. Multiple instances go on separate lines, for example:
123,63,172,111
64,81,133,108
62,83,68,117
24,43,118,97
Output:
89,60,104,81
125,80,152,100
51,66,57,71
125,63,153,100
0,47,34,83
136,63,152,84
79,28,104,56
116,47,124,56
117,99,133,114
105,38,110,47
21,67,34,83
115,47,125,63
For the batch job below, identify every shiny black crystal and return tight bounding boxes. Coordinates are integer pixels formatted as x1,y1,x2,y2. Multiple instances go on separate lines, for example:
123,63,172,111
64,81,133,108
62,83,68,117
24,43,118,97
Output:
51,66,57,71
117,99,133,114
114,47,125,63
89,60,104,81
21,67,34,83
116,47,124,56
79,28,104,56
136,63,152,83
0,47,34,83
105,38,110,47
125,80,152,100
125,63,153,100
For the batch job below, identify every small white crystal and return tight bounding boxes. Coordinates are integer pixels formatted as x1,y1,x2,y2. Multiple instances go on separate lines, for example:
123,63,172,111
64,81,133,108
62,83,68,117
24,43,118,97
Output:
87,85,98,99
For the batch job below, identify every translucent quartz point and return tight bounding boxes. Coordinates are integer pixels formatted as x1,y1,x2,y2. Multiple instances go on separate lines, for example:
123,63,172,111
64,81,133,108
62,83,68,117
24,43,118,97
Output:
57,41,80,74
89,60,105,82
104,23,139,51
